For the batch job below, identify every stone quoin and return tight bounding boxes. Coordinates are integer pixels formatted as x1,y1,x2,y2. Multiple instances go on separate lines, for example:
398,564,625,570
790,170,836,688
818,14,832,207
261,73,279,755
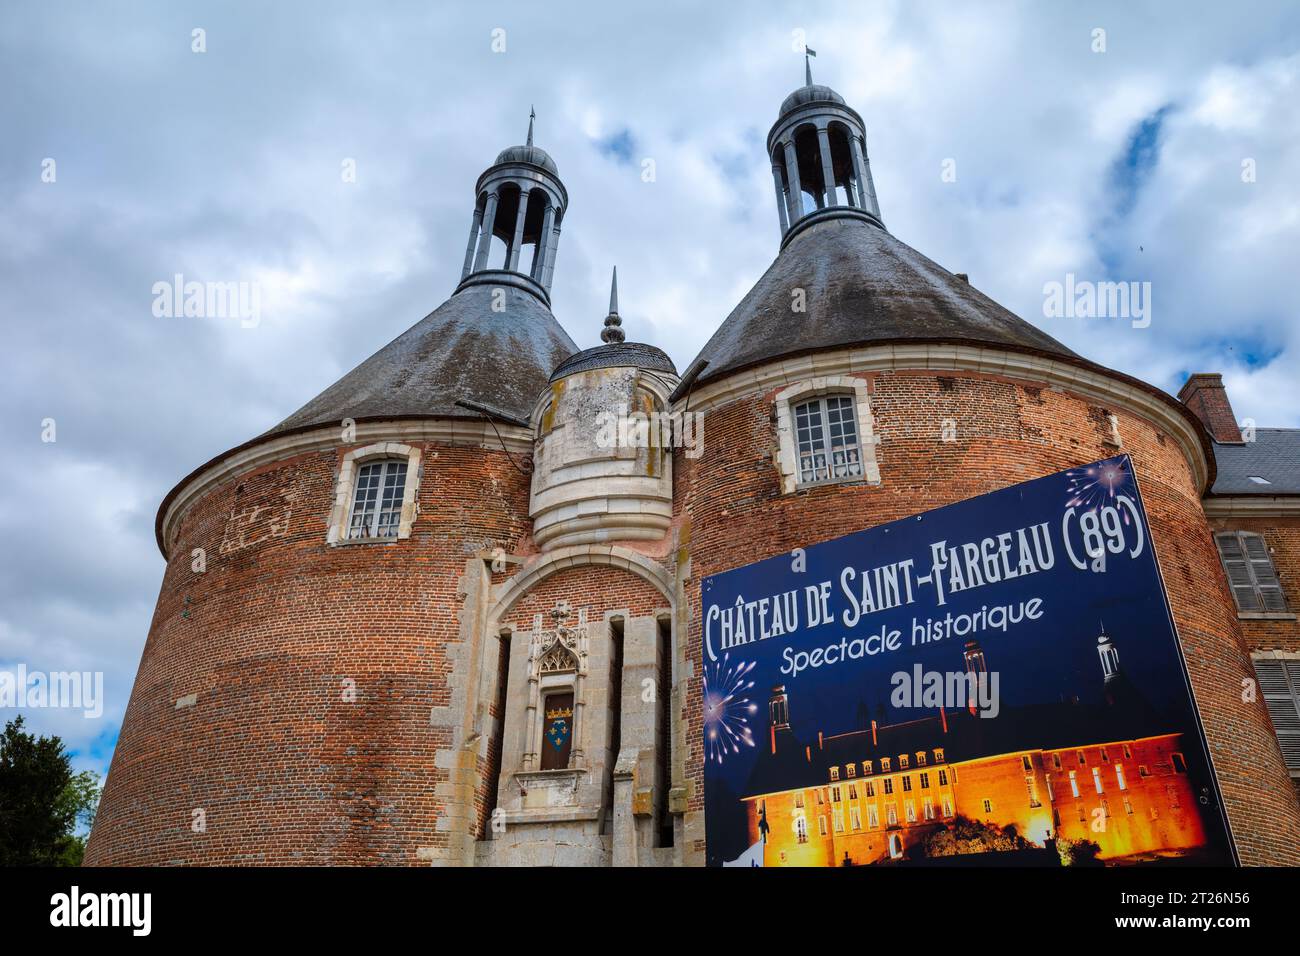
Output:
85,69,1300,867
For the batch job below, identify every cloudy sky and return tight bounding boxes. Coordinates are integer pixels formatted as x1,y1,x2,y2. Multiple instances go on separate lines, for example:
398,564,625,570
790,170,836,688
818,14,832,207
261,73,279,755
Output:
2,1,1298,789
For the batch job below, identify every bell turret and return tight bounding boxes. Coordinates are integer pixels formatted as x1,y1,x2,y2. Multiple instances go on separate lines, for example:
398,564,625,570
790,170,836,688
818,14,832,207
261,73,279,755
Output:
768,51,883,244
458,108,568,304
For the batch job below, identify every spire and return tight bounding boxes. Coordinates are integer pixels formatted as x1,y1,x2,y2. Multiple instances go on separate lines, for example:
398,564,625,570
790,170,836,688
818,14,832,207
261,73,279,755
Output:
600,266,625,344
526,105,535,147
804,45,816,86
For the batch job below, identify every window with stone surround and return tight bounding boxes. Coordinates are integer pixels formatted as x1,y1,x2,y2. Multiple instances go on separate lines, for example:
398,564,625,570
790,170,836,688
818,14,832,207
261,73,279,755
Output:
774,377,880,494
327,442,422,544
1215,531,1288,614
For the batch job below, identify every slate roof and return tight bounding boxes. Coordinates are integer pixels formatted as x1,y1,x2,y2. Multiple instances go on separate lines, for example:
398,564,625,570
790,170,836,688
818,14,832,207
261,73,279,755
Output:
549,341,678,382
690,216,1078,387
267,282,577,435
1209,429,1300,495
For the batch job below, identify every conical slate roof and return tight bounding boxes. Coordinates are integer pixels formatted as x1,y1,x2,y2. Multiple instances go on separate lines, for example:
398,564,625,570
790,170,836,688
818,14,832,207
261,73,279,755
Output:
268,282,577,434
691,217,1076,386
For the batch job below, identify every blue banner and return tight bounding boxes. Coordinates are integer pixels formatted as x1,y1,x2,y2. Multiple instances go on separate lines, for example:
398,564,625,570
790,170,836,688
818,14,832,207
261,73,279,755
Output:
703,455,1234,867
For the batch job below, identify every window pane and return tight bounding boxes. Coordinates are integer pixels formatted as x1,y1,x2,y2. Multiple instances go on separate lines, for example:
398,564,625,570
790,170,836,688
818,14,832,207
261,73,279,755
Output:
375,461,407,538
348,462,384,539
824,395,862,478
795,400,828,483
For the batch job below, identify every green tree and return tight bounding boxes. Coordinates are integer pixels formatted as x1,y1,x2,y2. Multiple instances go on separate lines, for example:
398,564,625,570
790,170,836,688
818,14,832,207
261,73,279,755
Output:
0,716,101,866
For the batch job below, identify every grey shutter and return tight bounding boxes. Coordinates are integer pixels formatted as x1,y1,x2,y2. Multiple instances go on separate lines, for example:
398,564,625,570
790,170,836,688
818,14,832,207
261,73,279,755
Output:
1216,533,1261,611
1254,659,1300,771
1242,533,1288,612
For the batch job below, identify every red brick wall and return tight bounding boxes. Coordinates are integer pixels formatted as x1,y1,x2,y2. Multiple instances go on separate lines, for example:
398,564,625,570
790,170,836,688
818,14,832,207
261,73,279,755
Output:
85,440,533,865
677,368,1300,865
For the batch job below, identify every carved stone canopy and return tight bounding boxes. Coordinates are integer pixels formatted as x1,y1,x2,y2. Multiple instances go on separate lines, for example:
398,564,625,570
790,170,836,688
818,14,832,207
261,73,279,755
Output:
531,601,588,677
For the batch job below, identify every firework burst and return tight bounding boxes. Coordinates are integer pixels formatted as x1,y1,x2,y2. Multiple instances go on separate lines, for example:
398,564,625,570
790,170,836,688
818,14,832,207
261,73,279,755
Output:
703,654,758,765
1064,458,1134,521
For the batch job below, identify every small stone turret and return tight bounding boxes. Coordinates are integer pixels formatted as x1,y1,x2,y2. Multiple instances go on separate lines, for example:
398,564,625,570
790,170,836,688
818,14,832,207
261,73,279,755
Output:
529,269,678,549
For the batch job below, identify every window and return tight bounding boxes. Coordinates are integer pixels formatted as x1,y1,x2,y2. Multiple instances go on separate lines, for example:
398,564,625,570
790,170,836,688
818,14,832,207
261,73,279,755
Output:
1100,748,1110,764
846,763,856,779
1115,765,1127,791
1077,750,1086,765
829,767,840,781
1092,767,1103,793
815,788,825,805
902,776,912,793
863,760,873,775
794,395,864,484
1138,765,1150,778
942,797,953,818
795,815,808,844
916,751,927,767
1216,531,1288,612
1123,744,1132,760
347,459,408,539
905,800,917,823
1026,776,1041,808
1045,773,1054,803
865,781,875,798
934,748,945,763
883,779,894,795
1171,753,1187,774
850,807,862,831
833,808,844,832
848,784,858,800
1021,755,1033,773
832,786,841,802
881,758,891,773
1123,797,1134,815
919,772,930,789
923,797,934,820
886,803,898,826
937,769,948,787
899,754,909,770
818,815,828,836
1051,752,1062,770
982,798,992,814
794,791,805,809
1068,770,1080,797
1253,657,1300,772
867,804,879,828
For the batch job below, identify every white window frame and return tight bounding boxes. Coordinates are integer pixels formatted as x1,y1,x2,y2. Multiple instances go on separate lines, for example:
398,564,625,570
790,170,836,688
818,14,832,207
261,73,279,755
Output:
327,442,422,544
1215,531,1289,615
1252,653,1300,775
774,377,880,494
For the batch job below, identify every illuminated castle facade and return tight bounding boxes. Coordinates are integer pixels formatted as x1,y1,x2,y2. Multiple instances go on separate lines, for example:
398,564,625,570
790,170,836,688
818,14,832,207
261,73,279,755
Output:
86,67,1300,866
743,633,1207,866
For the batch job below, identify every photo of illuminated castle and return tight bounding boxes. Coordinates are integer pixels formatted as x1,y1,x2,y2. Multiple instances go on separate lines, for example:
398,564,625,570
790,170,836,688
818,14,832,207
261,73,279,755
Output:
736,628,1212,866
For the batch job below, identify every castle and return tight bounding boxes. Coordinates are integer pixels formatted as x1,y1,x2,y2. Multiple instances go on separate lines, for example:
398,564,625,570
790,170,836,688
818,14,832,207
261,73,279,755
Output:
86,68,1300,866
739,632,1208,867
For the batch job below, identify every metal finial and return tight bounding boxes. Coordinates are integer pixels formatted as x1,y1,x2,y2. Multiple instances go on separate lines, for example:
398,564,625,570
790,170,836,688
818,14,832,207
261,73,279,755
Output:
527,106,535,147
601,266,625,344
805,46,817,86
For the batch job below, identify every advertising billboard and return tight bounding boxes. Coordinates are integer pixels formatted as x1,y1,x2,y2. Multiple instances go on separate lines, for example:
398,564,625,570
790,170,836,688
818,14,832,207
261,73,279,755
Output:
702,456,1236,867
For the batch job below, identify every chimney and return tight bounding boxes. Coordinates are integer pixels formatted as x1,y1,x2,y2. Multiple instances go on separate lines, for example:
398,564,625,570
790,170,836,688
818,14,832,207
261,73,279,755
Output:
870,719,878,746
1178,373,1243,444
